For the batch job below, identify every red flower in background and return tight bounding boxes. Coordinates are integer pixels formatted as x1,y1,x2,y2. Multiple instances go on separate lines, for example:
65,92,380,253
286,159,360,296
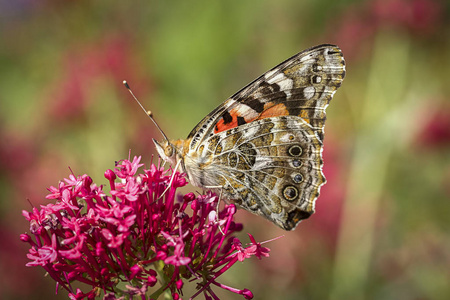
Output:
330,0,444,59
0,127,36,177
416,105,450,149
371,0,442,34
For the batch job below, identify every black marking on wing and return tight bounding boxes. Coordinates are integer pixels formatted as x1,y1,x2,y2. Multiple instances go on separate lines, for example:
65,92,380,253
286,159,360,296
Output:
245,96,265,113
222,110,233,124
237,116,246,126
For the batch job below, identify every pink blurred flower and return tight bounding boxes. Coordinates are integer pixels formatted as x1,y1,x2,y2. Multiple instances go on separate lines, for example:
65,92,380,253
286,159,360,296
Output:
21,156,271,299
416,105,450,148
46,35,152,122
371,0,442,34
0,128,36,176
330,0,444,59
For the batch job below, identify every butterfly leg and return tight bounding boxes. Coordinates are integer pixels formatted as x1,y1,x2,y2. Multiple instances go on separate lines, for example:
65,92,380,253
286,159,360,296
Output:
158,159,182,199
203,185,227,235
203,185,224,208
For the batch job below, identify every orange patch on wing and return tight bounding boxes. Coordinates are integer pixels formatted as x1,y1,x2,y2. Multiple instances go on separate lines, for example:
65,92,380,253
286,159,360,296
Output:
214,114,239,133
258,103,289,119
214,103,291,134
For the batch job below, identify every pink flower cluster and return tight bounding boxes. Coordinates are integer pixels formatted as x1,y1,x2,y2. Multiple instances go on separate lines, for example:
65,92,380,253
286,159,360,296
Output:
21,157,270,299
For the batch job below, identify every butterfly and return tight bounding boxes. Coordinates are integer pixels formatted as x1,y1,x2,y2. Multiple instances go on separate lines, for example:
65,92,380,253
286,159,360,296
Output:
148,44,345,230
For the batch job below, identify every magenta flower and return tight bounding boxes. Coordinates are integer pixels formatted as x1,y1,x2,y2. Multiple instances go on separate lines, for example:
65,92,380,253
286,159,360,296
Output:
416,106,450,149
21,156,272,299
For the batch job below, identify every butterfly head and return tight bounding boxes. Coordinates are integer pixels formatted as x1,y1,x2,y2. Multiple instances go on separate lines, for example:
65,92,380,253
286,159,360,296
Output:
153,138,177,165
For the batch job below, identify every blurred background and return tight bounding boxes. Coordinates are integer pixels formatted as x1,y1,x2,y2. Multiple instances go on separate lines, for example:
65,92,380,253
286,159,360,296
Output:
1,0,449,299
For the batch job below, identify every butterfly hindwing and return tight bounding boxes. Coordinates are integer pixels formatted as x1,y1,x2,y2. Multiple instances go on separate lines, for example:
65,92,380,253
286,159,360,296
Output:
195,116,325,230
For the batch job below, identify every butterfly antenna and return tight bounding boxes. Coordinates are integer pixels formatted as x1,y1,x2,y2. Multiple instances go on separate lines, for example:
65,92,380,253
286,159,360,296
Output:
123,80,170,142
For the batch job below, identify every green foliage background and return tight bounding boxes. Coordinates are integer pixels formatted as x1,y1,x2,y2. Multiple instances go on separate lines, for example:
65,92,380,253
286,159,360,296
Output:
1,0,449,299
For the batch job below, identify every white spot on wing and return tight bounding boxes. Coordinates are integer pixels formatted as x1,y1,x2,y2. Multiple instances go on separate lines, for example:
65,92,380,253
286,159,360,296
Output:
279,133,294,143
234,103,258,120
266,73,294,98
252,156,273,171
242,124,259,139
224,98,237,109
264,69,278,79
266,72,285,84
276,77,293,91
303,86,315,100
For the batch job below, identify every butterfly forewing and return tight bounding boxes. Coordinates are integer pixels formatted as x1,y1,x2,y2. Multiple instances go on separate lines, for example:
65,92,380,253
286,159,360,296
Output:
187,44,345,150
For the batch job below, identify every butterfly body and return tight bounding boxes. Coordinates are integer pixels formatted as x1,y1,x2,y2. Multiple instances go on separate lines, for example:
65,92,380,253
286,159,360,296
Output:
154,44,345,230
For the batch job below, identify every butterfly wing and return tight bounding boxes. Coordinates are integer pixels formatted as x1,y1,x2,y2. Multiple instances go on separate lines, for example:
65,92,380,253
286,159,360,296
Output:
181,44,345,230
186,44,345,151
192,116,325,230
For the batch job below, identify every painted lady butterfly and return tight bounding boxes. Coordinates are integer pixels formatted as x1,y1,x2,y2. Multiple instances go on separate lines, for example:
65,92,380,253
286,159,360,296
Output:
138,44,345,230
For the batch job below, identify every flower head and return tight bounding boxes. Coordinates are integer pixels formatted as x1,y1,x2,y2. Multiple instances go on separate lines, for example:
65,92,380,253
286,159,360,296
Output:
21,156,272,299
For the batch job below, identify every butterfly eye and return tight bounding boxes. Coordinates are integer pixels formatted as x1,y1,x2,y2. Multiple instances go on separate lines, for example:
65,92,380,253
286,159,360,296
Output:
165,144,175,157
